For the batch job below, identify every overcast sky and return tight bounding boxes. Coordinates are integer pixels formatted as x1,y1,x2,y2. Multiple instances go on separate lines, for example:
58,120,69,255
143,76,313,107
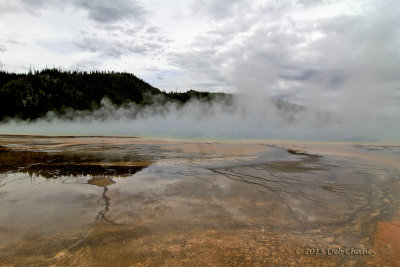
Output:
0,0,399,111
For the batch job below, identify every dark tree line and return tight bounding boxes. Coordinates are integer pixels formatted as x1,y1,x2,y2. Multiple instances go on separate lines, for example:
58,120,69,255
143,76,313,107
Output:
0,69,232,120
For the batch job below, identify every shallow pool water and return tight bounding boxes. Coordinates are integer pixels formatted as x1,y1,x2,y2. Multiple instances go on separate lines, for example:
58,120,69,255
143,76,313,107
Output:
0,136,399,266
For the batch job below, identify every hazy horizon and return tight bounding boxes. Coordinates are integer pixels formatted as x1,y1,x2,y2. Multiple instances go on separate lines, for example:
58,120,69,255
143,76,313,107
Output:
1,93,399,143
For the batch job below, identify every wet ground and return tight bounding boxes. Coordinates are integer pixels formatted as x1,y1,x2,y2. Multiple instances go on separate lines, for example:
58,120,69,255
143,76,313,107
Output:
0,135,399,266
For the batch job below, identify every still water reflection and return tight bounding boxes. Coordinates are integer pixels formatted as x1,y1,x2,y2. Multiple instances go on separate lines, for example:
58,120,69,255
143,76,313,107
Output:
0,136,399,266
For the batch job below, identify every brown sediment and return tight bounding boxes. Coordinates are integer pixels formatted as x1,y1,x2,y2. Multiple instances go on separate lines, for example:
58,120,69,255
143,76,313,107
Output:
287,148,311,155
162,142,268,156
88,177,115,187
0,224,368,266
371,221,400,266
271,141,400,172
51,227,314,266
0,135,190,150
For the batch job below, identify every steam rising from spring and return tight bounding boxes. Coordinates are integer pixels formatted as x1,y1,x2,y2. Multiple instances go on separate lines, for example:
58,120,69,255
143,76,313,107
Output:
1,94,399,142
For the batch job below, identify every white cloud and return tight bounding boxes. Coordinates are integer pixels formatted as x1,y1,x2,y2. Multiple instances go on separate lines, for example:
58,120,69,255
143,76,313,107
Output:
0,0,398,118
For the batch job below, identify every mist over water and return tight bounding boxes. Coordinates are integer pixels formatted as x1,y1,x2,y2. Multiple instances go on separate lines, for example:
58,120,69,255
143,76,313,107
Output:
0,1,399,142
1,94,399,142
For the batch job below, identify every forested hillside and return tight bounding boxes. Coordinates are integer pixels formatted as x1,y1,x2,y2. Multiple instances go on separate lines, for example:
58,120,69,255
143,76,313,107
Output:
0,69,230,120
